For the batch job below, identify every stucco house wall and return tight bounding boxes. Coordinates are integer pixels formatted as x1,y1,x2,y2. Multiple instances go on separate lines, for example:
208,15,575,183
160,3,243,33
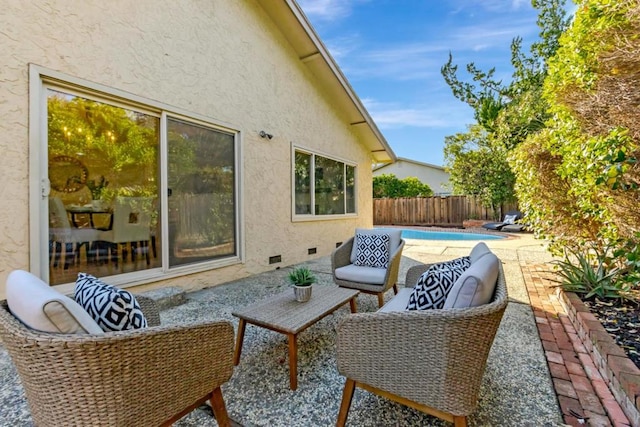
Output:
0,1,394,299
373,157,451,195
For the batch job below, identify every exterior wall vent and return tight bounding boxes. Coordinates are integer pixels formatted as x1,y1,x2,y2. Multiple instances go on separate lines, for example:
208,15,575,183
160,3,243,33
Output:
336,242,342,248
269,255,281,264
308,247,317,255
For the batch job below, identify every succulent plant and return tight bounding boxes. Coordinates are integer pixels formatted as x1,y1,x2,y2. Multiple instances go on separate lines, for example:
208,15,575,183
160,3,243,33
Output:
288,266,317,287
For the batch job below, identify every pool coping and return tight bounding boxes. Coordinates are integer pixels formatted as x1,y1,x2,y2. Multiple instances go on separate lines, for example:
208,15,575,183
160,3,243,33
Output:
377,225,522,240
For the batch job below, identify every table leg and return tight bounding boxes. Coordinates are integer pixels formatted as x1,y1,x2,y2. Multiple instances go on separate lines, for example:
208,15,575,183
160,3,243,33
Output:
233,319,246,366
287,333,298,390
349,297,357,313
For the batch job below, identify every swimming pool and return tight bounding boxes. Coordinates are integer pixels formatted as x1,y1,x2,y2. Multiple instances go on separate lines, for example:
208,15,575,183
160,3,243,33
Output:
376,228,506,241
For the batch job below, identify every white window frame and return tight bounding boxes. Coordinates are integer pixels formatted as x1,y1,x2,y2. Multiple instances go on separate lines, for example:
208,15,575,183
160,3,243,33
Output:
291,144,357,222
29,65,244,292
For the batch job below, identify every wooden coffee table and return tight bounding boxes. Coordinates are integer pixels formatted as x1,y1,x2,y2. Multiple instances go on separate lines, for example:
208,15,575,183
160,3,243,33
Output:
232,286,359,390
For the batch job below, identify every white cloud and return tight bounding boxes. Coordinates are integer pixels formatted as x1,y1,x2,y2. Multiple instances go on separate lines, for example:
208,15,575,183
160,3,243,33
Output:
297,0,369,21
362,98,472,129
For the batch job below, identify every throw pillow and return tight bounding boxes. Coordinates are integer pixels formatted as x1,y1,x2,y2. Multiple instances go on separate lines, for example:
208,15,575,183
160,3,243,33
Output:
434,256,471,271
406,257,471,310
503,214,518,225
74,273,147,332
353,232,390,269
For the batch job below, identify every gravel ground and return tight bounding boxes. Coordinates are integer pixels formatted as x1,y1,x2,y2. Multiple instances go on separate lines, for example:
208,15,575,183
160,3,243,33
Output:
0,234,566,426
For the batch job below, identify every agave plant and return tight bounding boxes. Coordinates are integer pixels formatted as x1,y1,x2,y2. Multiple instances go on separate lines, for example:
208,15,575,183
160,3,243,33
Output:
551,243,631,300
288,266,317,287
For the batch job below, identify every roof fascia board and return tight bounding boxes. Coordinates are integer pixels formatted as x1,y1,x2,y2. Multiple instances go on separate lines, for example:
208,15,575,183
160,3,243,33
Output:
257,0,396,163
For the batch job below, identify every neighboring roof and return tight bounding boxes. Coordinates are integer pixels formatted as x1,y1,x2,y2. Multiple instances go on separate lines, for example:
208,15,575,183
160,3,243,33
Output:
373,157,447,172
255,0,396,164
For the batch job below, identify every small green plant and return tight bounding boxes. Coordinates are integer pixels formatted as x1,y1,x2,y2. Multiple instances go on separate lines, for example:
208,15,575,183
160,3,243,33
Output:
288,266,317,287
551,243,631,300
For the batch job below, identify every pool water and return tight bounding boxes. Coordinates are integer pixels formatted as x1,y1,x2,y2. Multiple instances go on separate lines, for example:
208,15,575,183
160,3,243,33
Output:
376,228,505,241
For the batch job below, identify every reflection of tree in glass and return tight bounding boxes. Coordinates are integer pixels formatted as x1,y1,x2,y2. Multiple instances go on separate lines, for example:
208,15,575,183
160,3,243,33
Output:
47,90,159,201
167,118,235,248
294,152,311,214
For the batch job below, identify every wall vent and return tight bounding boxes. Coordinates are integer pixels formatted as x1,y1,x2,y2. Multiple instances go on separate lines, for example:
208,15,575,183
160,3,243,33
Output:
336,242,343,248
308,247,317,255
269,255,282,264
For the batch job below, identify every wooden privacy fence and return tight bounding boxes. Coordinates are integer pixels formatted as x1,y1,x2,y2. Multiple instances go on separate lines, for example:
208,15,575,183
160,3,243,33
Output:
373,196,518,227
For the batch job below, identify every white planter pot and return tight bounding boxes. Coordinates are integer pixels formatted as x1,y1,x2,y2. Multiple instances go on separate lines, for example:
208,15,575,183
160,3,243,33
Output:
293,285,312,302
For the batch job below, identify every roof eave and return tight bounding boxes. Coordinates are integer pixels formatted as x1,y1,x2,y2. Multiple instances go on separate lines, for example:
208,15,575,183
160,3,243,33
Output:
255,0,396,164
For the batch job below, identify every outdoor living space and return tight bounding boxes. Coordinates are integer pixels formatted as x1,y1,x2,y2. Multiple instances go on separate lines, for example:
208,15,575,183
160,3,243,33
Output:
1,232,573,426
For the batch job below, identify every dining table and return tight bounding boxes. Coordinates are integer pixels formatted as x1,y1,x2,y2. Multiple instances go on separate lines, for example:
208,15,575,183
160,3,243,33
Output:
65,203,113,230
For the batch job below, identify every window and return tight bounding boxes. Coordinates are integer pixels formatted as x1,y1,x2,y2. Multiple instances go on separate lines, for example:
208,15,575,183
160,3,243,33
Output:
41,80,239,286
293,149,356,217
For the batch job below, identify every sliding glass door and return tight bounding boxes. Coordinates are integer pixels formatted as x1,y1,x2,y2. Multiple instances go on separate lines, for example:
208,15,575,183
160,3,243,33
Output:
44,84,239,286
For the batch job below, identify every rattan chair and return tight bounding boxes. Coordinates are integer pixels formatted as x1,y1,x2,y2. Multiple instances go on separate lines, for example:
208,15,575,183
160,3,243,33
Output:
335,261,508,427
331,235,405,308
0,295,235,427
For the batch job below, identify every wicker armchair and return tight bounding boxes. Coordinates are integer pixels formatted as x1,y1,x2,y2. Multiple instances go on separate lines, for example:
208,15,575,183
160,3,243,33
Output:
0,295,235,427
331,235,405,308
335,262,508,427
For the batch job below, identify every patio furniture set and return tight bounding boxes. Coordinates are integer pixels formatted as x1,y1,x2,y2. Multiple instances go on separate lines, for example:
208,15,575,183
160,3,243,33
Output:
0,228,506,426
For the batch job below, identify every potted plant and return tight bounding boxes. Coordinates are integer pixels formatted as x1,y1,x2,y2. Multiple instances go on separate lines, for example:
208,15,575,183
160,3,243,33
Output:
86,176,109,208
288,266,317,302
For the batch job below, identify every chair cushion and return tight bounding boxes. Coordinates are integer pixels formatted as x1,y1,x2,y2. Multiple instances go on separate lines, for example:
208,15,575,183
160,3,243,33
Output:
379,288,414,313
353,232,390,268
334,264,387,285
6,270,104,334
503,214,518,225
443,253,500,309
469,241,492,264
350,228,401,264
75,273,147,332
406,257,470,310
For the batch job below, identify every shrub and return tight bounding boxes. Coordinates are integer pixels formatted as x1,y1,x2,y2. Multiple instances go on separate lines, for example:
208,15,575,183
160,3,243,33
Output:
551,243,632,300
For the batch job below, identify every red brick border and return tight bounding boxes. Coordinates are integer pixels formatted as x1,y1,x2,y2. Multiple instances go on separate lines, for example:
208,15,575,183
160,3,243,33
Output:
522,263,635,427
558,288,640,427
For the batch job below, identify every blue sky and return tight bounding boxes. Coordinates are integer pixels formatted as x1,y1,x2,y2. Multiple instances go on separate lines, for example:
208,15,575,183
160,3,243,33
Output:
297,0,550,166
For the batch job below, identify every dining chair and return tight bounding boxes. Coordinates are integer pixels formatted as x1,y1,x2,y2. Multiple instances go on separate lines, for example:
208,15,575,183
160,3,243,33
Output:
48,197,100,269
98,197,154,267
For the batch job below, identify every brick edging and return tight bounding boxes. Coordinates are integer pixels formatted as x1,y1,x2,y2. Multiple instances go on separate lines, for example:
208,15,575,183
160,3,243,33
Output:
557,289,640,427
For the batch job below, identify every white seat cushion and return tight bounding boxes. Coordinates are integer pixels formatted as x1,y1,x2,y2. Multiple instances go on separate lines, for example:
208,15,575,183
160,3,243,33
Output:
443,253,499,309
378,288,414,313
6,270,104,334
334,264,387,285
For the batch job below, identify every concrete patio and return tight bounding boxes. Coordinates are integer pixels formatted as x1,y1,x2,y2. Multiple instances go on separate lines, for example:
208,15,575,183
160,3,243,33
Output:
0,231,568,426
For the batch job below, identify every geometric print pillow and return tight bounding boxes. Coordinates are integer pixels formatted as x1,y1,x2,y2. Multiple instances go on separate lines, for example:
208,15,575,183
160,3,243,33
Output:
406,257,471,310
74,273,147,332
353,232,390,269
434,256,471,272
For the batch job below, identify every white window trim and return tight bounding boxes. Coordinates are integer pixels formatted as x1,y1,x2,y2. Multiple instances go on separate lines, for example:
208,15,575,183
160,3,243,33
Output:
29,64,245,290
291,143,358,222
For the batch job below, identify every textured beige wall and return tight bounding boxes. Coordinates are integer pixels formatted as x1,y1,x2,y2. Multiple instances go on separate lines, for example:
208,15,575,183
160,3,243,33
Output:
0,0,374,298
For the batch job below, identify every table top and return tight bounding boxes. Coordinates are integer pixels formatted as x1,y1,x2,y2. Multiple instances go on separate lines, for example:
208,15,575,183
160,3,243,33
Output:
66,204,112,214
232,286,359,334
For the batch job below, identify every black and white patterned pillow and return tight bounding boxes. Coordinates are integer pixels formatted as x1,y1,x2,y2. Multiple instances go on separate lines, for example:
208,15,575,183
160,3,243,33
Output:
74,273,147,332
353,233,390,269
436,256,471,271
406,257,471,310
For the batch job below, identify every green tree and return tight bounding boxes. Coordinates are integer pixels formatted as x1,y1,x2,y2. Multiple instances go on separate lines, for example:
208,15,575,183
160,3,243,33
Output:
444,125,516,214
373,174,433,198
512,0,640,264
441,0,570,213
